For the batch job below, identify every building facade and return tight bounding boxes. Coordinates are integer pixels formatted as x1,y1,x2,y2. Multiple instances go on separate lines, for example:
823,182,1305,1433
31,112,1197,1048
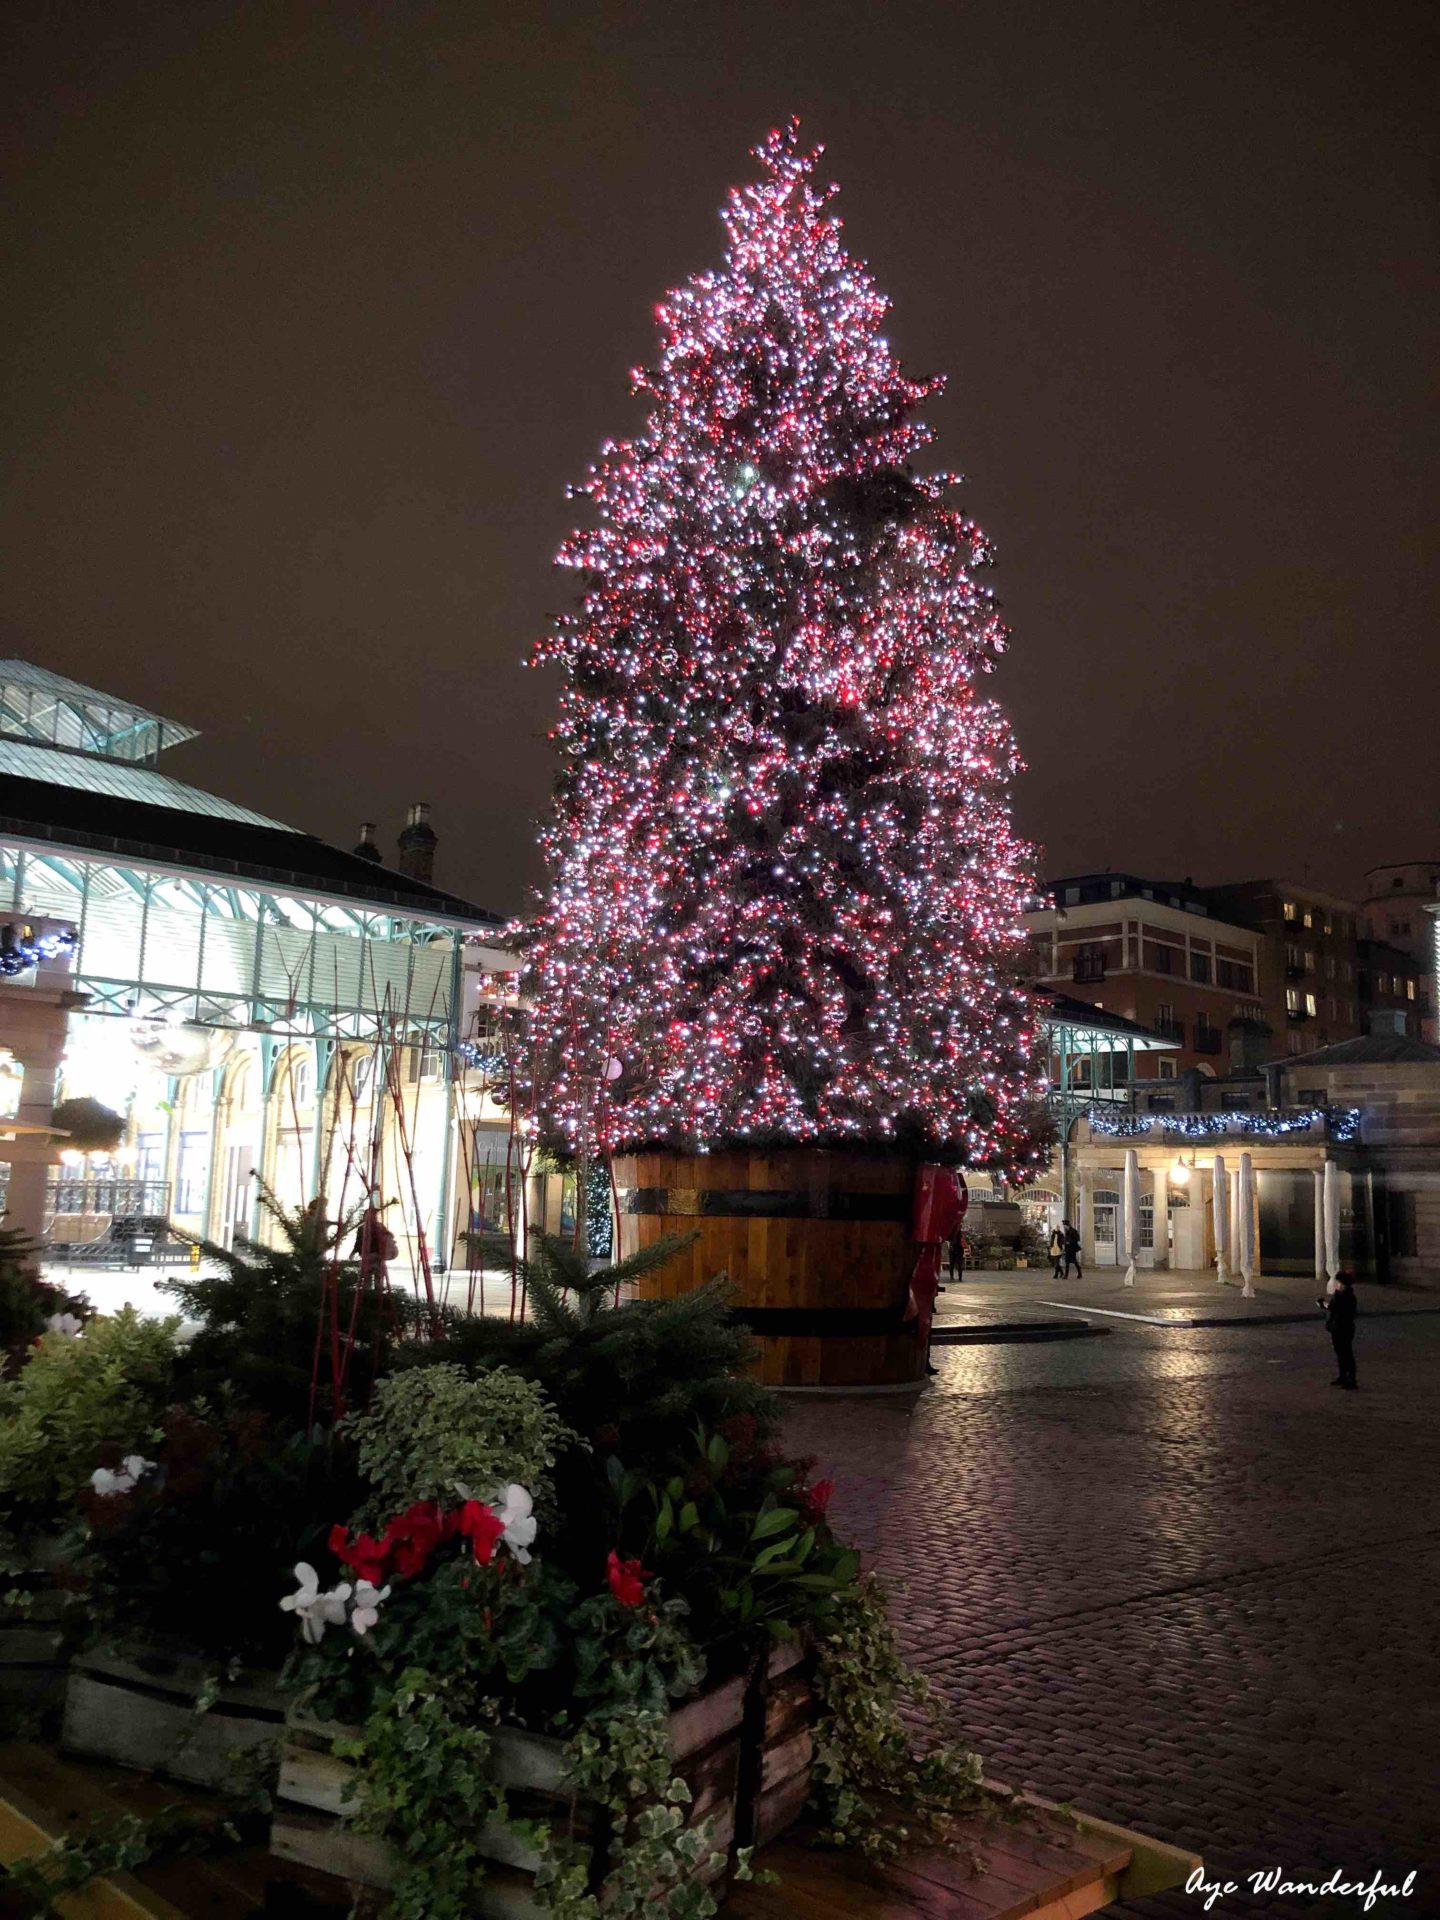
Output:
1025,873,1265,1084
1200,878,1363,1056
1361,862,1439,1043
0,662,517,1271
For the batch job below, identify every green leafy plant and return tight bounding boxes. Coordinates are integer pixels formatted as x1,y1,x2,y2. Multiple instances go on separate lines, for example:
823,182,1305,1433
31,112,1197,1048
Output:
609,1419,858,1651
0,1308,177,1524
344,1364,575,1525
809,1576,986,1862
408,1231,777,1587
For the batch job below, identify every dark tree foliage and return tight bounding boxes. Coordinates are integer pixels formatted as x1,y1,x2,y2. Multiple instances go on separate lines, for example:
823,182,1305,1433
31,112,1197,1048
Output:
402,1231,777,1574
0,1222,87,1375
161,1184,394,1429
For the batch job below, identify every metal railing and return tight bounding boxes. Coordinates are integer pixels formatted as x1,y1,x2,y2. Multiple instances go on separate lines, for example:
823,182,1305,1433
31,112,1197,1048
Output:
45,1177,172,1221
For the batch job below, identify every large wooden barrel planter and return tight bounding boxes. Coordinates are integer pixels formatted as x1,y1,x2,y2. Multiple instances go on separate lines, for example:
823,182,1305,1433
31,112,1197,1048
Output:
613,1148,926,1388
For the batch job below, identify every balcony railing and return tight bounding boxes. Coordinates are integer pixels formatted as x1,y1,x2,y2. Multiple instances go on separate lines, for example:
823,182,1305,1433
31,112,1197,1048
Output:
45,1177,172,1221
1072,957,1106,984
1152,1017,1184,1042
1192,1027,1223,1055
1287,1007,1312,1023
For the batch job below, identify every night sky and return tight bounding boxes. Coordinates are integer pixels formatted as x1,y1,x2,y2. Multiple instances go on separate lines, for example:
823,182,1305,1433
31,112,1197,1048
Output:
3,1,1436,918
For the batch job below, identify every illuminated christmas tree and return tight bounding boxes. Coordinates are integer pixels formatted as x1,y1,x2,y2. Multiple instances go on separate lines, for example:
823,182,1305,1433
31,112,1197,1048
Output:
525,124,1045,1176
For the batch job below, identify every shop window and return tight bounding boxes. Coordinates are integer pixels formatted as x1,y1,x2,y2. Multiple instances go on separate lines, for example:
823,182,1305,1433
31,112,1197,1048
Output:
136,1132,165,1186
175,1130,209,1215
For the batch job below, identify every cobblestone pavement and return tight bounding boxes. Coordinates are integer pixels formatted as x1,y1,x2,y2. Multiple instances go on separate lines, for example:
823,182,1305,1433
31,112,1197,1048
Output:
783,1316,1440,1919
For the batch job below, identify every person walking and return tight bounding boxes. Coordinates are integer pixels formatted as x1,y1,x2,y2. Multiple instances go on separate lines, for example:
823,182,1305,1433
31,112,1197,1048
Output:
1061,1219,1083,1280
1322,1271,1358,1389
1048,1223,1065,1278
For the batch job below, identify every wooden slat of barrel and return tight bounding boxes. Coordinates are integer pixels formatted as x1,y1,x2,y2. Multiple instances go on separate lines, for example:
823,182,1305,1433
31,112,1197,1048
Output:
614,1148,925,1388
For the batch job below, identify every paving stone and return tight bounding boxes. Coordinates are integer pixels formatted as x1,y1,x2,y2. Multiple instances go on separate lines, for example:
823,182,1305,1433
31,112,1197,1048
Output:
783,1316,1440,1918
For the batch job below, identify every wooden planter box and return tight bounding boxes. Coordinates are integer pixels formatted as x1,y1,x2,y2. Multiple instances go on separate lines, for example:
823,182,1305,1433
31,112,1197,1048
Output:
61,1644,288,1790
271,1641,813,1912
0,1533,73,1715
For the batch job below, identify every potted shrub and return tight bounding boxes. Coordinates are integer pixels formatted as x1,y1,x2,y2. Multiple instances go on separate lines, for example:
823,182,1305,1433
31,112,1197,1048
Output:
268,1237,987,1916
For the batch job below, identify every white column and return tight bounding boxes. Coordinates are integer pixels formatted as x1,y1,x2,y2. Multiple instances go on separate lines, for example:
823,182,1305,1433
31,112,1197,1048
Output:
1122,1147,1139,1286
1229,1168,1241,1276
1212,1153,1228,1284
1323,1159,1341,1282
1313,1167,1326,1284
1237,1150,1256,1297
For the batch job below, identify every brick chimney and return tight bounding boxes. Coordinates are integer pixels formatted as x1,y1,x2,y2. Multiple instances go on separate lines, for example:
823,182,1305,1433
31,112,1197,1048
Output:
353,822,382,864
397,803,437,885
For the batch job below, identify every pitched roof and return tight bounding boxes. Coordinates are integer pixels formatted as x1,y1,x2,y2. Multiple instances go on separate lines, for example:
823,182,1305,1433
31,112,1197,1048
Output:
0,739,289,830
0,769,503,928
1276,1034,1440,1068
0,659,196,757
1034,989,1178,1050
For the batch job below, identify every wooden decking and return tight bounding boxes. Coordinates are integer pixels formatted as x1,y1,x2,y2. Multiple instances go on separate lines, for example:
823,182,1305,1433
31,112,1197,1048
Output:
730,1810,1134,1920
0,1740,1195,1918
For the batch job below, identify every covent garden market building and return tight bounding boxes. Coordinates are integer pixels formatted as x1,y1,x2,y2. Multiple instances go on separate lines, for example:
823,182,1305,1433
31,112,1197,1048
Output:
0,661,517,1276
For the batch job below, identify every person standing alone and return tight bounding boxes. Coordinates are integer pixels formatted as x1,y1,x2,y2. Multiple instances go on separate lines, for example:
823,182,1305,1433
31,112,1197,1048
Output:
1323,1271,1358,1389
1062,1219,1083,1280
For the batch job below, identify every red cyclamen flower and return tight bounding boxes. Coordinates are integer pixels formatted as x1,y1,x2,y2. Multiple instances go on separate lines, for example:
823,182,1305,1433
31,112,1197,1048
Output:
381,1501,446,1579
606,1550,651,1608
802,1478,834,1520
449,1500,506,1566
329,1523,390,1587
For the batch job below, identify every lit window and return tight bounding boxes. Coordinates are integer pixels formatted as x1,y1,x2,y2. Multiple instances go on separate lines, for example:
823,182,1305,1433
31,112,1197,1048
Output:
1303,909,1314,929
1408,980,1417,1000
1286,987,1301,1013
1305,993,1317,1016
1283,901,1298,921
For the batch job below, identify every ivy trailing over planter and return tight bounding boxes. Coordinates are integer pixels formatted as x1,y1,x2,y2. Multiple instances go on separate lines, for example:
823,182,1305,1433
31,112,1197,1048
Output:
809,1575,988,1863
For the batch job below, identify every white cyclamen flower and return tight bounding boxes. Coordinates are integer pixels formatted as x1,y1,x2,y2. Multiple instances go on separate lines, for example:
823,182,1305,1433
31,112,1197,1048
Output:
89,1454,155,1497
279,1563,352,1644
493,1484,537,1565
350,1579,391,1636
46,1312,83,1337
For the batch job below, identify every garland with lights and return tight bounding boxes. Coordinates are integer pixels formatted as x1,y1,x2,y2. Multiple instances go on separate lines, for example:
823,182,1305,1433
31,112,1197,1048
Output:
0,923,77,977
1088,1106,1361,1143
522,124,1045,1177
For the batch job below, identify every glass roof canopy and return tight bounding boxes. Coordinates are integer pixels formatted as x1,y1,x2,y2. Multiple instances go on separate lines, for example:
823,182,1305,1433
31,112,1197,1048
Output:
0,660,198,766
4,839,467,1042
0,739,290,829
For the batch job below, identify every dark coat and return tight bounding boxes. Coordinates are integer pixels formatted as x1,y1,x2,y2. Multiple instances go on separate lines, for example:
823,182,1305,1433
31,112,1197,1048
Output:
1063,1226,1081,1257
1326,1286,1357,1335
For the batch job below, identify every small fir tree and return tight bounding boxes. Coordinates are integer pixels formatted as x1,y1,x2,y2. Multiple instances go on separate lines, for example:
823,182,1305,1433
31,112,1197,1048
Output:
525,124,1044,1173
162,1184,387,1428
